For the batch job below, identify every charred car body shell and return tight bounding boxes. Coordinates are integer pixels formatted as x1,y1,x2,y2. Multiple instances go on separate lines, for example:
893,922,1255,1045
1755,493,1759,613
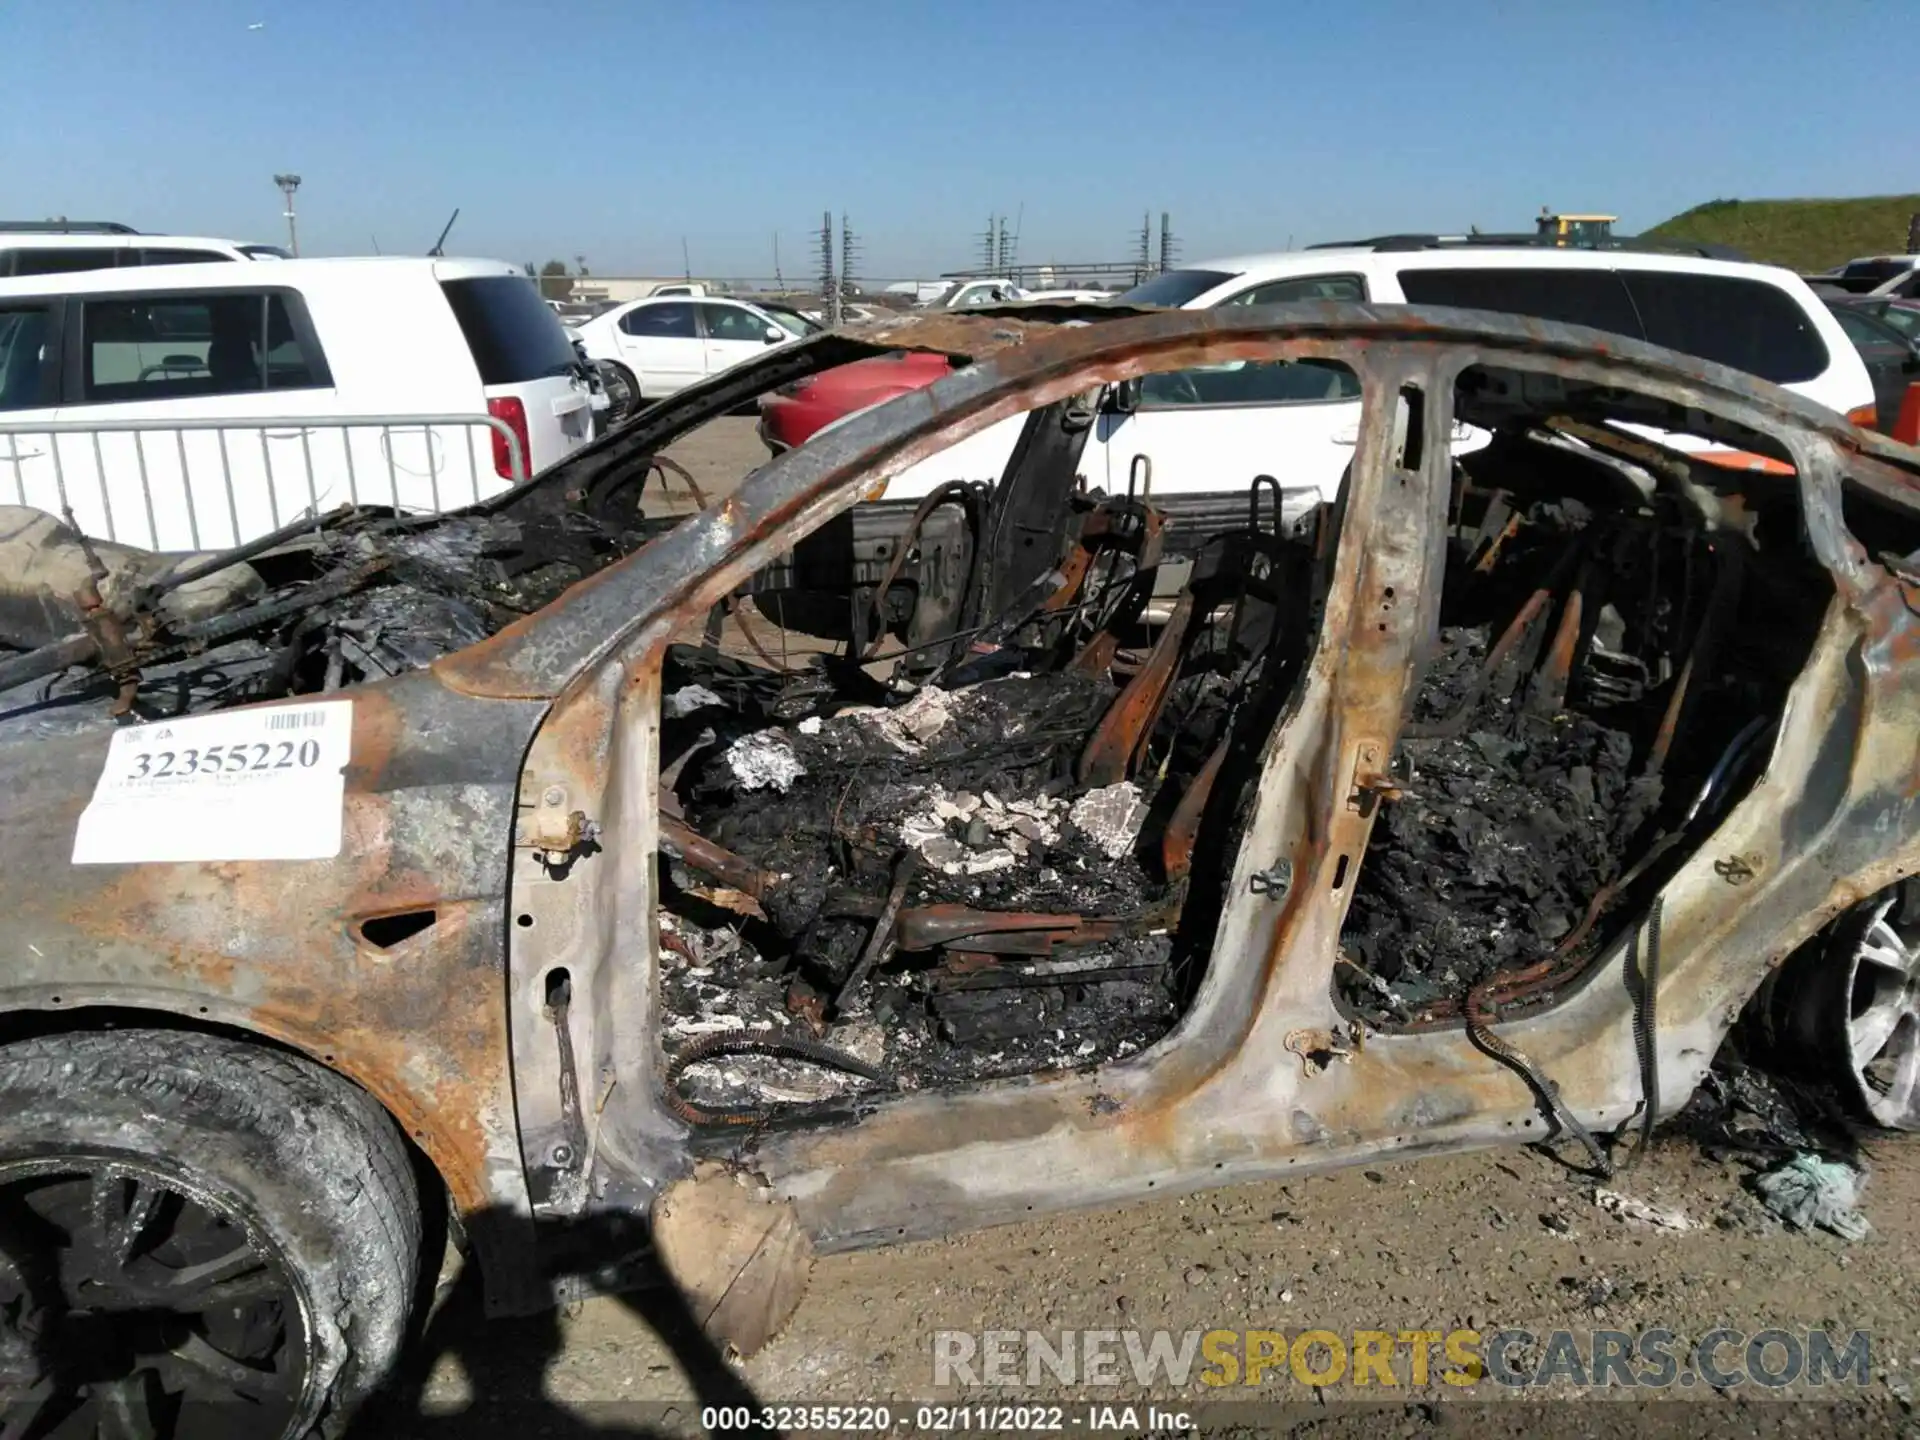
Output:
4,306,1920,1313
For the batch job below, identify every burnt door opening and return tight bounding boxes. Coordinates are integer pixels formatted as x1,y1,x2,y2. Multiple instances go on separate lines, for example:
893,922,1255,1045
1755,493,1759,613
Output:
650,394,1353,1124
1339,379,1831,1027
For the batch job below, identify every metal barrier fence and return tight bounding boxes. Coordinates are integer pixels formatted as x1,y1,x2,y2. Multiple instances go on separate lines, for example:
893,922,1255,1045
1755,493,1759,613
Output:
0,415,525,553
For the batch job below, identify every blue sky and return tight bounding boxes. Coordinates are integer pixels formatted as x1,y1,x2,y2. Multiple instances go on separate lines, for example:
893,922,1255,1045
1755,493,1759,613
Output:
3,0,1907,279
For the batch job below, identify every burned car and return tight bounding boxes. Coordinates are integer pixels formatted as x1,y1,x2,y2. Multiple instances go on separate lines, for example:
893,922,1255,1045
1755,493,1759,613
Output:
4,305,1920,1435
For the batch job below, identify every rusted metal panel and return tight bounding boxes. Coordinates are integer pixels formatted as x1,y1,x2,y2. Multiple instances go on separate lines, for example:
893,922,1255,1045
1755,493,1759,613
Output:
0,674,553,1311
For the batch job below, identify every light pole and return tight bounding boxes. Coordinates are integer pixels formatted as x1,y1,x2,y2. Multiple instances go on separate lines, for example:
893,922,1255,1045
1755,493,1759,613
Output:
273,173,302,256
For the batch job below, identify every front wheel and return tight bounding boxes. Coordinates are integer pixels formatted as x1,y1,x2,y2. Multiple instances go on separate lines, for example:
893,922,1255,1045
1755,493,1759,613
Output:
0,1030,421,1438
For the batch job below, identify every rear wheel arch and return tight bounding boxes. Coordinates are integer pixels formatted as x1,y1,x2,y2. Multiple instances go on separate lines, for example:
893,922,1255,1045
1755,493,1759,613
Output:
0,1003,476,1269
0,1024,422,1434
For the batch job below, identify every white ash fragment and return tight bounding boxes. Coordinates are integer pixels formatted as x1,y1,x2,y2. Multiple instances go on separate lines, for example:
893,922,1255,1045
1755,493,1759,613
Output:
880,687,955,749
917,835,969,870
797,716,823,735
831,686,956,753
1069,782,1149,859
831,1018,887,1068
962,849,1018,875
679,1059,864,1106
932,790,980,823
670,1014,746,1038
723,730,806,792
1593,1187,1696,1232
896,784,1069,873
664,684,727,718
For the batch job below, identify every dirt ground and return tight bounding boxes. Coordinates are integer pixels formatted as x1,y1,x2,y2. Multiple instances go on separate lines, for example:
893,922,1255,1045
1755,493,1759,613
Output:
363,418,1920,1437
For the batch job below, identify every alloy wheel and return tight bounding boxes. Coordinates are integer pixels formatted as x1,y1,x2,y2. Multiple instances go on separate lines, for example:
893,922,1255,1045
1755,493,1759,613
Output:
0,1154,310,1440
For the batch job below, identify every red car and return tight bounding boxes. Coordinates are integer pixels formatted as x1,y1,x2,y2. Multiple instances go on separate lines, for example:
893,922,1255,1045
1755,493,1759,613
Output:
757,349,953,453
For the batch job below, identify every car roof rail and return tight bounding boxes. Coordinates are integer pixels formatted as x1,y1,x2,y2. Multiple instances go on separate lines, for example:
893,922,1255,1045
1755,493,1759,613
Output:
0,220,140,235
1305,233,1751,262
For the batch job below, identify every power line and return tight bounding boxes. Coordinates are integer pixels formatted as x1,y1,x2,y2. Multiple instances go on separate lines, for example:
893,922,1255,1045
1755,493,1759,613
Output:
840,212,862,308
818,211,839,325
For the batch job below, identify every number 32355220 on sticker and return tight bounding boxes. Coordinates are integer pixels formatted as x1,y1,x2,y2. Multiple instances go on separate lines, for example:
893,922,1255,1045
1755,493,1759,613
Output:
71,701,355,866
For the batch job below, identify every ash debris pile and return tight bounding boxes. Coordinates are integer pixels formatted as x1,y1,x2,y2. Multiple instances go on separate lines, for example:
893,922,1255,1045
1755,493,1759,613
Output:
656,489,1332,1119
1339,453,1824,1024
0,500,650,723
1339,622,1660,1002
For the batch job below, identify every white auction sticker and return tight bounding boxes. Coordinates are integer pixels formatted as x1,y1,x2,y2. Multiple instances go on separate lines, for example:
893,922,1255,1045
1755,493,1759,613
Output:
71,700,354,865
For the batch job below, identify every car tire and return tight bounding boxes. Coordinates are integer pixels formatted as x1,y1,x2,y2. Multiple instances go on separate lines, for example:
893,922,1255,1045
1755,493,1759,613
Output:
0,1029,420,1438
605,362,641,419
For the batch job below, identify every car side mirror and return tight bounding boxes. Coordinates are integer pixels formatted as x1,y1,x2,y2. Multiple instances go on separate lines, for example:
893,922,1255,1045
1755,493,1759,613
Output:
765,327,785,344
1104,377,1141,415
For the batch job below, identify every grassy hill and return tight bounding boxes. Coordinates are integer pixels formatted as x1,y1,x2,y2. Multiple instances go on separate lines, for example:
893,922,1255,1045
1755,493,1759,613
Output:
1645,196,1920,272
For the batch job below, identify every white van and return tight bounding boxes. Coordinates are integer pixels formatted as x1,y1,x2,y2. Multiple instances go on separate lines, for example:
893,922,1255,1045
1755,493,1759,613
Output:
869,242,1876,515
0,257,592,550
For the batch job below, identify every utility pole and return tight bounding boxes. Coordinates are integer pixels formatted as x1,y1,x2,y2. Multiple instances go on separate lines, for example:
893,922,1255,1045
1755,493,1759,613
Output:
839,213,861,309
818,211,839,326
978,214,999,277
995,216,1013,277
681,237,692,283
1136,212,1152,282
773,232,784,291
273,173,302,256
1158,211,1177,273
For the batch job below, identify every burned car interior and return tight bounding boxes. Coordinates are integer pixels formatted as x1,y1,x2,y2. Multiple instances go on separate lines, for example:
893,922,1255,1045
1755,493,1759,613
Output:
6,306,1920,1188
646,366,1854,1134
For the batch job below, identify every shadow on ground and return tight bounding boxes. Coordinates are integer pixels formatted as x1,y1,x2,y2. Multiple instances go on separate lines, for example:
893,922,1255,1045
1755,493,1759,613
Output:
346,1212,760,1439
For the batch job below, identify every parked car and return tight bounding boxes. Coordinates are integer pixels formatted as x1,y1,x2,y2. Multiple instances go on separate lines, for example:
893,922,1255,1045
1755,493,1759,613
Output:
761,348,955,449
1825,254,1920,295
4,307,1920,1435
916,277,1028,309
752,298,825,338
568,294,803,400
882,279,955,303
1824,298,1920,434
763,243,1875,603
0,257,594,549
0,221,282,278
1831,293,1920,342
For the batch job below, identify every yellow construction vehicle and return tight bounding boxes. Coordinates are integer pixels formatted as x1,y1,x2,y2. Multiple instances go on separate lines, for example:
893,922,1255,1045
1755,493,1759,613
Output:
1536,209,1617,247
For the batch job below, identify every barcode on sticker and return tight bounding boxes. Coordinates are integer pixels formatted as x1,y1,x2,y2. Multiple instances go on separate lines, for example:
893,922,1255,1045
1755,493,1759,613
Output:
265,710,329,731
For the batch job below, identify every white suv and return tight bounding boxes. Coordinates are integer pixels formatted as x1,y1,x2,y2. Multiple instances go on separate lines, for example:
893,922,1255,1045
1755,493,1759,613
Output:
873,242,1874,509
0,224,286,278
0,257,593,550
570,295,815,400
